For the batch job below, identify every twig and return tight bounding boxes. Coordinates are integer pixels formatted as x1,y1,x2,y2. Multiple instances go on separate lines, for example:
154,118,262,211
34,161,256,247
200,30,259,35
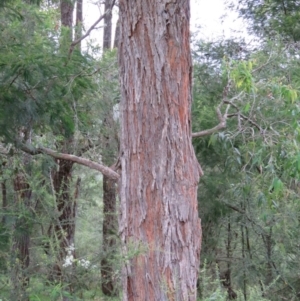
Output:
227,112,263,133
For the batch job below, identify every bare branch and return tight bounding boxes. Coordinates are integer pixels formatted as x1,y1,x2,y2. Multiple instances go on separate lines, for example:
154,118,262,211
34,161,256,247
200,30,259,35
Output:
192,83,243,139
227,113,263,133
68,0,116,57
192,106,227,138
18,142,120,180
224,99,264,133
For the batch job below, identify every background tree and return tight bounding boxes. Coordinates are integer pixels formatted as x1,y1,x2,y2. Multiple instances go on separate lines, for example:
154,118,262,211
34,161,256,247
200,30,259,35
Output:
0,0,118,299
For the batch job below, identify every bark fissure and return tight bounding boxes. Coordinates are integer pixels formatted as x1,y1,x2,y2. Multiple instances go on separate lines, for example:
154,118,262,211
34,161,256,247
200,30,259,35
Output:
119,1,201,300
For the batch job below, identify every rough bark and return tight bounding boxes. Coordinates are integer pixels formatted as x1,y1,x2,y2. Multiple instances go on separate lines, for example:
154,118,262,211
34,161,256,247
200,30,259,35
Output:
118,1,202,300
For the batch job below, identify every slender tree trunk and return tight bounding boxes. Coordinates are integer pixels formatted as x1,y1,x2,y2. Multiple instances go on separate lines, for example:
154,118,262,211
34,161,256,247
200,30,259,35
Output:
245,224,252,259
101,174,118,295
100,1,119,295
113,17,120,49
1,180,7,225
48,6,76,299
263,228,273,286
103,0,112,50
50,159,76,281
101,112,119,296
241,224,247,301
75,0,83,50
11,160,32,301
60,0,74,43
0,167,9,275
222,217,237,299
118,1,202,300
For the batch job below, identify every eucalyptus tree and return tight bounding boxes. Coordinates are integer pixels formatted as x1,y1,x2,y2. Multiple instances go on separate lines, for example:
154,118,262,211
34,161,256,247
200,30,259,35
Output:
116,1,203,300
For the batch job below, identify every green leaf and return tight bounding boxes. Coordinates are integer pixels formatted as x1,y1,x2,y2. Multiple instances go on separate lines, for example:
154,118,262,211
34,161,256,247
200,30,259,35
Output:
208,133,218,147
243,102,251,113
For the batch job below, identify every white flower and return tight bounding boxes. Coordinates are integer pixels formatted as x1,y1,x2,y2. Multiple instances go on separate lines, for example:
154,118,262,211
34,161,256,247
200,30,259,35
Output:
79,259,91,269
63,254,74,267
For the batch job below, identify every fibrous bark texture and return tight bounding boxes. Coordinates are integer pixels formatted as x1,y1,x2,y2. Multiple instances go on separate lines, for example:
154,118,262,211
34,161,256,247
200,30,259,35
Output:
118,1,202,300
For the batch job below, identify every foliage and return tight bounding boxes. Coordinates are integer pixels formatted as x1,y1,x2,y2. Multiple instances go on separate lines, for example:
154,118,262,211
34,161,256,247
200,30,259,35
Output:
0,0,120,300
231,0,300,41
192,34,300,300
3,0,300,300
0,0,97,142
198,262,272,301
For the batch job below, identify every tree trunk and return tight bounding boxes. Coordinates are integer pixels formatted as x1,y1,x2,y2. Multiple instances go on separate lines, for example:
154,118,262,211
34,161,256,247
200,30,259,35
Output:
103,0,113,50
48,5,76,298
1,180,7,225
223,217,237,300
11,166,32,301
113,17,120,49
50,159,76,281
118,1,202,300
101,1,118,294
101,174,118,295
263,228,273,286
241,224,247,301
101,113,119,296
60,0,73,28
60,0,74,43
75,0,83,50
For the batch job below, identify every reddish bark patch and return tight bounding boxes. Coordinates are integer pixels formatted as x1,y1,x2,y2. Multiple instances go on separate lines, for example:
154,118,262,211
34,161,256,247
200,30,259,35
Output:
119,1,202,300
